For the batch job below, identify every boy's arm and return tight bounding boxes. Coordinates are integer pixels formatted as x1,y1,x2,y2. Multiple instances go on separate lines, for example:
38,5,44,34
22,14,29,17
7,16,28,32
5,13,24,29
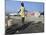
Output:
18,9,21,13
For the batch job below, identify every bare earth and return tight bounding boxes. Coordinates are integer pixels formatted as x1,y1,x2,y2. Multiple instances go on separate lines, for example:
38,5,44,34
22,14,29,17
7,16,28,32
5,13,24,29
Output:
5,15,44,34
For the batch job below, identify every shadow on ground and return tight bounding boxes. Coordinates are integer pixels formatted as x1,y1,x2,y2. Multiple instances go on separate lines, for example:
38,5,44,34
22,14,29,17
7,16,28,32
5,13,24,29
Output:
5,21,44,34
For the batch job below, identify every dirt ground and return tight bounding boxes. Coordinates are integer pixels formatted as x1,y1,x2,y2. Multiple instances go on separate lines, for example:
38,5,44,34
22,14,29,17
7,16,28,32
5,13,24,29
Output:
5,15,44,34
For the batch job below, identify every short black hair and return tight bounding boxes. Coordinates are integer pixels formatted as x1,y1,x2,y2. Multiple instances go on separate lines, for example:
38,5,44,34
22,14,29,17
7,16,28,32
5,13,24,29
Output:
21,2,24,7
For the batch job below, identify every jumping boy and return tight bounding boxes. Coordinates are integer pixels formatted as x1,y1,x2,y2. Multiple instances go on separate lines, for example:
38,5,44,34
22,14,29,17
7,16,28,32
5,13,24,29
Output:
19,2,25,24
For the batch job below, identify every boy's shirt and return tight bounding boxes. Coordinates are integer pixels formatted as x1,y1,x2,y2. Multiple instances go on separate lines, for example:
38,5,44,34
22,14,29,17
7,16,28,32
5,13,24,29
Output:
20,6,25,17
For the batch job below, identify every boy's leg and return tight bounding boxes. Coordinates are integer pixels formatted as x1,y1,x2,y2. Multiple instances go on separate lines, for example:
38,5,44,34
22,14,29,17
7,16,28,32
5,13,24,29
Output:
22,17,25,24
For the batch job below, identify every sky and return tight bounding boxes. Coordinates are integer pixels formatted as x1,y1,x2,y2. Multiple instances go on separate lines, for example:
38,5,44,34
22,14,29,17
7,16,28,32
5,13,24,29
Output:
5,0,44,13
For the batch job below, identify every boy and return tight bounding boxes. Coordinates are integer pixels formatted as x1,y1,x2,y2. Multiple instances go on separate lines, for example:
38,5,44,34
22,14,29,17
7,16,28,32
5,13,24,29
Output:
19,2,25,24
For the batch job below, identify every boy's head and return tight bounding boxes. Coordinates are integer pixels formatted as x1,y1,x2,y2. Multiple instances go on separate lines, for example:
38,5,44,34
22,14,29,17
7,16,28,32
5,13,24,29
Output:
21,2,24,7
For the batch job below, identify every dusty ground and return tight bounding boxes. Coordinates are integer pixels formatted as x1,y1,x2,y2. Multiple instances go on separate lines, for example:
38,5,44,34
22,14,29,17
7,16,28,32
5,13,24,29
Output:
5,15,44,34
